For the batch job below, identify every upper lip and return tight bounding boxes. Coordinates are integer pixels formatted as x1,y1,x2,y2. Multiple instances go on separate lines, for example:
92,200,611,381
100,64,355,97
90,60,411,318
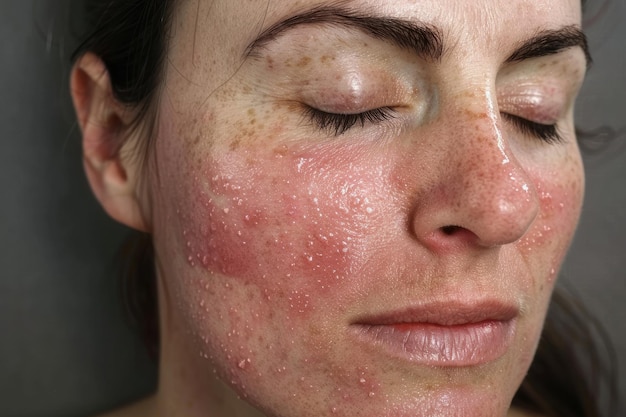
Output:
352,300,519,327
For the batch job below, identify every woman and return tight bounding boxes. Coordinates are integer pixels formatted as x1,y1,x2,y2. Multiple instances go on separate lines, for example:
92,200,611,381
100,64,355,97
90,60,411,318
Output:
70,0,608,416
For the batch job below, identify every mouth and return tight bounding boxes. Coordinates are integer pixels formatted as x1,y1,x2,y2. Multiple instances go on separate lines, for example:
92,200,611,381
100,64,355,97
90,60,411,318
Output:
349,301,518,367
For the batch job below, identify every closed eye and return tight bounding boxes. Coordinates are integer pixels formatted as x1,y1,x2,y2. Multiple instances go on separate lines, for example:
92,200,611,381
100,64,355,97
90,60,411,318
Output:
501,113,563,144
305,106,396,136
304,107,562,143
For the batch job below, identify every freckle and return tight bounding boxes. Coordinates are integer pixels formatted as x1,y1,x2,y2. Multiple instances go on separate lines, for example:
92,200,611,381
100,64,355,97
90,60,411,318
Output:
463,108,490,122
229,139,241,151
297,56,312,67
274,145,288,157
285,102,299,111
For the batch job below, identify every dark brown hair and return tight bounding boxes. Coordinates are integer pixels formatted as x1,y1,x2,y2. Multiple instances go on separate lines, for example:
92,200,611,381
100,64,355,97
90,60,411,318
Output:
71,0,176,361
72,1,619,416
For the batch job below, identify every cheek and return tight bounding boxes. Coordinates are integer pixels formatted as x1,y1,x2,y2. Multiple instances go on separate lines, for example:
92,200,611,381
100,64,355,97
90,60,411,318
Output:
518,152,584,284
178,141,395,316
165,137,401,404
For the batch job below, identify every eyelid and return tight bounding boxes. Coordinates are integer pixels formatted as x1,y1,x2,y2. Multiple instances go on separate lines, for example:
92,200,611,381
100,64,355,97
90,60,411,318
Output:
497,86,567,125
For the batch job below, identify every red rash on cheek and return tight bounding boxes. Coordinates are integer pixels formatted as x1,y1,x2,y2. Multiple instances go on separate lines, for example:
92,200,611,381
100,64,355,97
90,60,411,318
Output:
518,165,584,282
179,141,394,316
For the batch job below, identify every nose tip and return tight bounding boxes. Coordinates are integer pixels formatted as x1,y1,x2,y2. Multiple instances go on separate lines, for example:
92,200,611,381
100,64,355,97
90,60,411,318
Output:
465,167,539,247
413,153,540,252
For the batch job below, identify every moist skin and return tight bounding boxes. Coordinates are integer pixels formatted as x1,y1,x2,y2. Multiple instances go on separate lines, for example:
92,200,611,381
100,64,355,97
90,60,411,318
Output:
146,1,586,416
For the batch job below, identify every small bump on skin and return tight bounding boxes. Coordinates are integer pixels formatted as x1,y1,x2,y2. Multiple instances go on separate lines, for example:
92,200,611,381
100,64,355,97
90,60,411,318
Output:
146,1,588,416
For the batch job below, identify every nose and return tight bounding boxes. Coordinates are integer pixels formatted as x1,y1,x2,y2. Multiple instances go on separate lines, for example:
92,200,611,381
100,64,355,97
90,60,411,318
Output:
410,91,539,252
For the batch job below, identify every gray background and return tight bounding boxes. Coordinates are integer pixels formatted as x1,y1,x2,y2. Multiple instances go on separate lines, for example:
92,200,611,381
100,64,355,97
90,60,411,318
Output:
0,1,624,416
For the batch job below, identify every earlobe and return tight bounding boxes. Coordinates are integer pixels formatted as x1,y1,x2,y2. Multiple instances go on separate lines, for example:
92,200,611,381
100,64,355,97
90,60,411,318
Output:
70,53,150,232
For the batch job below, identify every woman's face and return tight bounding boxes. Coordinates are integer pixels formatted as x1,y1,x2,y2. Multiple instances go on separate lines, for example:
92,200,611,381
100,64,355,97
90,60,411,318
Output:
148,0,586,415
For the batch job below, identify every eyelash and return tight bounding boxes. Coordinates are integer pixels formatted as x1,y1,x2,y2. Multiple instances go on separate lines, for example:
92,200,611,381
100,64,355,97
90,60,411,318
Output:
304,106,563,144
501,113,563,144
304,106,396,136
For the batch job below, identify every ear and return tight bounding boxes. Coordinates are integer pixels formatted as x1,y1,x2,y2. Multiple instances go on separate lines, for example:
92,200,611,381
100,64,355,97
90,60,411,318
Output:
70,53,150,232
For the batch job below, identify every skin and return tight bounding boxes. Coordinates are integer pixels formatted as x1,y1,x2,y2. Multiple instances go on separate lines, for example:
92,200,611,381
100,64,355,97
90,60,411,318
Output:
73,0,588,416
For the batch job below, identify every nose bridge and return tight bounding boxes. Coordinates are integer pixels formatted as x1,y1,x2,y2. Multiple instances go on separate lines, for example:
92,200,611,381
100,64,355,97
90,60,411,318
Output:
457,94,512,179
453,88,538,246
453,86,508,163
412,83,539,250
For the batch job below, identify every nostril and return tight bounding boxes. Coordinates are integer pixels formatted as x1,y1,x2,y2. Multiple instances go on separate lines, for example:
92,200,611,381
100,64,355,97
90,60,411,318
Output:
441,225,462,235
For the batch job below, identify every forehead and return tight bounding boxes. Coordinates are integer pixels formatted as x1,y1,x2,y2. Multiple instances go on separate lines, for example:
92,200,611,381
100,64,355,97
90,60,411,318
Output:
165,0,582,100
170,0,582,49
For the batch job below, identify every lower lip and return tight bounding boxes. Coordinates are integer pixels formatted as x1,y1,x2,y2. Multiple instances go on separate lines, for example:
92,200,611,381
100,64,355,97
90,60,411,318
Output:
351,319,516,367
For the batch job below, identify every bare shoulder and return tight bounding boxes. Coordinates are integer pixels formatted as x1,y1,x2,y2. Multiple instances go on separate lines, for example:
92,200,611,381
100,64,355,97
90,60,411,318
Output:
93,396,156,417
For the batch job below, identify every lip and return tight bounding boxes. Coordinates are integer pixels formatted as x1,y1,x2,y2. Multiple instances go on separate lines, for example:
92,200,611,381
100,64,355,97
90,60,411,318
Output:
350,301,518,367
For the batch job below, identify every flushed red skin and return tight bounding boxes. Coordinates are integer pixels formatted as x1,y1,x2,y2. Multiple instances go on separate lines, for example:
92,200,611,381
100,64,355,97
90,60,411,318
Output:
151,98,582,416
146,1,587,416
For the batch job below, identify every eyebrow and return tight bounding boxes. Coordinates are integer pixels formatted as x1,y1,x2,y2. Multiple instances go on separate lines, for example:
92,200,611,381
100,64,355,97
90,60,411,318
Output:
245,5,590,68
245,5,444,62
505,26,592,67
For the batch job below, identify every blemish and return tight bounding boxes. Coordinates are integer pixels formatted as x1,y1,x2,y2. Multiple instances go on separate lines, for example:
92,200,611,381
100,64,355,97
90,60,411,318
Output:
274,144,289,157
297,56,312,67
463,108,489,121
229,139,241,151
237,358,251,369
